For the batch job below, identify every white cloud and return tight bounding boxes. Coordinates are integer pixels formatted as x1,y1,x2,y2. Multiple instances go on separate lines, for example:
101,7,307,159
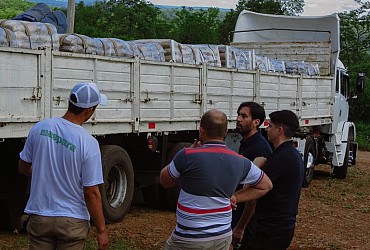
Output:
148,0,237,9
302,0,359,16
148,0,360,15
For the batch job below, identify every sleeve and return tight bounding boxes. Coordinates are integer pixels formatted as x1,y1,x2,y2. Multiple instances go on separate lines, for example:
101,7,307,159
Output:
19,125,37,163
168,148,187,180
82,141,104,187
240,162,264,186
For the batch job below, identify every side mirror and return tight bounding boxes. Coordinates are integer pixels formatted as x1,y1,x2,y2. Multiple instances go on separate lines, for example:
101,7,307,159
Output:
356,72,365,93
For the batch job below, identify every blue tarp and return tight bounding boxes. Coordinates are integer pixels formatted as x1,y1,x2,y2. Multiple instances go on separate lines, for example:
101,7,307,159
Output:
12,3,67,33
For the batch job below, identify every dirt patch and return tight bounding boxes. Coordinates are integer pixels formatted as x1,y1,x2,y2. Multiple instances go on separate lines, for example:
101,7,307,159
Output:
102,151,370,250
1,151,369,249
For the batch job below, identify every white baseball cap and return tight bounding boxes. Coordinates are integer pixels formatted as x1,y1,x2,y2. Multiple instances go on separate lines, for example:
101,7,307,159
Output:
69,82,108,108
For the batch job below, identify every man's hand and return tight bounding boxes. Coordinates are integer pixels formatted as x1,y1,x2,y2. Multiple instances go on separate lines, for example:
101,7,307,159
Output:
230,194,238,210
97,229,109,250
190,139,201,148
253,157,267,168
232,226,244,249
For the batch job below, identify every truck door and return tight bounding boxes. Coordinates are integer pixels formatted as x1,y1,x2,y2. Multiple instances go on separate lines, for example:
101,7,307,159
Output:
0,49,43,132
333,68,350,127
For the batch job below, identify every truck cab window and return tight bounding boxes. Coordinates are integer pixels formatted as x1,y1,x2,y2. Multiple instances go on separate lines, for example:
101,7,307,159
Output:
341,73,350,98
336,70,349,98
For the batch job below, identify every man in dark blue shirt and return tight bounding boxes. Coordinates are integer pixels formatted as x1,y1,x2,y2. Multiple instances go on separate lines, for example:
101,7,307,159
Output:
233,110,304,250
232,102,273,249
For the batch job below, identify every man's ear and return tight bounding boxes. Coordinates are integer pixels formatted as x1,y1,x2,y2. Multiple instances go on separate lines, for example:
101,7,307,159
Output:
199,126,205,135
253,119,260,128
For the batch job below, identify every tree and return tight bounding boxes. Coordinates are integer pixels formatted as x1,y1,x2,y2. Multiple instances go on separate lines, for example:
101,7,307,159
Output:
75,0,168,40
0,0,33,19
339,1,370,122
171,7,221,44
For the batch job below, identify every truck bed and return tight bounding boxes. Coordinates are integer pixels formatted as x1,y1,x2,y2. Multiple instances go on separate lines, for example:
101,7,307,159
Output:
0,47,334,139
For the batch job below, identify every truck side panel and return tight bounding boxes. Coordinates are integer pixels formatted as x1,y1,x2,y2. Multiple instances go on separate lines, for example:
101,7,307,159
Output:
0,48,334,138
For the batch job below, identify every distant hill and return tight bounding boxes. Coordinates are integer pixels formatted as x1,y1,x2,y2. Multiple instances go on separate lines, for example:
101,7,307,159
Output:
27,0,230,11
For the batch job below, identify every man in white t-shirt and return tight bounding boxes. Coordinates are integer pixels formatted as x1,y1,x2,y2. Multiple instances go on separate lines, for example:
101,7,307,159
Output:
18,82,109,250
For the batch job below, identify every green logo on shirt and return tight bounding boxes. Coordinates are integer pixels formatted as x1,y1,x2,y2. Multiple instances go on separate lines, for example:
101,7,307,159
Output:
40,129,76,152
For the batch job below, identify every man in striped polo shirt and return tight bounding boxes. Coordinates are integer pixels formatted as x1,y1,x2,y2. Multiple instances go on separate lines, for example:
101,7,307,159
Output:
160,109,273,250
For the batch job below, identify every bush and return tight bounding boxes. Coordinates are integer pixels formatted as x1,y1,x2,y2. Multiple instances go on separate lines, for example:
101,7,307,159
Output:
356,121,370,151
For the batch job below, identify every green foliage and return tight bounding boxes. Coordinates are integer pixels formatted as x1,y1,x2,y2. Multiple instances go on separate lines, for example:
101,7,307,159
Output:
170,7,221,44
0,0,33,19
340,2,370,131
354,121,370,151
75,0,167,40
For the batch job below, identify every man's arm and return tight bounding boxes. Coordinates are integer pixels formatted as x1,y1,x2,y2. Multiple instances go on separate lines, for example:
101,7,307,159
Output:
84,185,109,250
230,173,272,204
18,159,32,176
232,200,257,245
160,165,177,188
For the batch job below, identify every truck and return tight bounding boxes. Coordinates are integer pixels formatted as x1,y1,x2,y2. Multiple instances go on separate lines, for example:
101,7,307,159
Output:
0,10,364,231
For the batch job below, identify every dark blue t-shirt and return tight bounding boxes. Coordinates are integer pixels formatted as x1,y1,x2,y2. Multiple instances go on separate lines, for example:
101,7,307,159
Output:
249,140,304,233
232,131,273,228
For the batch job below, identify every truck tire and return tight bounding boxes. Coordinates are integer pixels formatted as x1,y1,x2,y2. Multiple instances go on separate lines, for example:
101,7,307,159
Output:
302,137,315,188
100,145,134,223
163,142,192,211
333,140,349,179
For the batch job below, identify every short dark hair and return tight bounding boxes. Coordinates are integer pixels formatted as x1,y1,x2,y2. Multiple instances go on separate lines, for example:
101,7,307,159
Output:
269,110,299,138
68,93,97,115
200,109,228,139
237,102,266,128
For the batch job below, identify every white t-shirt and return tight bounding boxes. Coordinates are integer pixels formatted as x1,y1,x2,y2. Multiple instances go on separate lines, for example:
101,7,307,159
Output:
20,117,103,220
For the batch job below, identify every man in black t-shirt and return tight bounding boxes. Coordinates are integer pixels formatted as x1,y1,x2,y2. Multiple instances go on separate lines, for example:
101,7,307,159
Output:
233,110,304,250
232,102,273,249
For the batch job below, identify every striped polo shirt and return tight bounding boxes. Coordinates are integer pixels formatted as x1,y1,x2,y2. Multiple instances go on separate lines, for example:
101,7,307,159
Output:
167,141,264,241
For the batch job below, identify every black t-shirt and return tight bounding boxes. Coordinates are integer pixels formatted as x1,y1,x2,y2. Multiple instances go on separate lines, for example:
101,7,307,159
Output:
231,131,273,228
238,131,273,161
249,140,304,233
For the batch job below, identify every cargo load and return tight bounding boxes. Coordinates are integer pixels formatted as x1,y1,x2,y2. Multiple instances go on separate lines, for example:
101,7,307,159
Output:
0,20,59,50
0,27,18,47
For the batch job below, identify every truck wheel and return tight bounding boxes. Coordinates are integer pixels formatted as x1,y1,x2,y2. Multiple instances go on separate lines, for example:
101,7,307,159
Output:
302,137,315,188
100,145,134,223
333,140,349,179
163,142,192,211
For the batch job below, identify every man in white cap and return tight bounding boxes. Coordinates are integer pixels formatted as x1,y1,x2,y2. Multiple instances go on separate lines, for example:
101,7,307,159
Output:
18,82,109,250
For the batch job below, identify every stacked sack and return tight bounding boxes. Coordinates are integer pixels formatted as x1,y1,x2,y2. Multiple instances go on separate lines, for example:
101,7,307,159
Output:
131,39,182,63
97,38,139,57
218,45,253,70
188,44,221,67
270,60,286,73
60,34,166,62
0,24,18,48
59,34,101,55
0,20,59,50
282,61,320,76
128,41,165,62
254,55,274,72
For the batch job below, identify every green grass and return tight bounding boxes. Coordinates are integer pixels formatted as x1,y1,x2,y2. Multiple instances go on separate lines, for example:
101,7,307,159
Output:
80,238,135,250
356,121,370,151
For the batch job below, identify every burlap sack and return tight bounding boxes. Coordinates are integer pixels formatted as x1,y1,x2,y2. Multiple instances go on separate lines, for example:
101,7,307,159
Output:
59,34,98,54
0,27,18,47
0,20,58,49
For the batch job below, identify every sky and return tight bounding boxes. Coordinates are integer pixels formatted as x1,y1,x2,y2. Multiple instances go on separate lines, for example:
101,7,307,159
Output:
148,0,360,16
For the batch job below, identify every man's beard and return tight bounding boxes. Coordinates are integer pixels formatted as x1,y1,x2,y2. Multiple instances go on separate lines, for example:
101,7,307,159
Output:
236,124,252,136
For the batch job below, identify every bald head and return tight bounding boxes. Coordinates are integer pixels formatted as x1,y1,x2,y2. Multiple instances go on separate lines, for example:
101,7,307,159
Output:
200,109,228,140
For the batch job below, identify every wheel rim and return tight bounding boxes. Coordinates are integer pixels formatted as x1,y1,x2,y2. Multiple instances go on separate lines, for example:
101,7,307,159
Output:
106,164,127,208
306,152,314,169
306,152,314,178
